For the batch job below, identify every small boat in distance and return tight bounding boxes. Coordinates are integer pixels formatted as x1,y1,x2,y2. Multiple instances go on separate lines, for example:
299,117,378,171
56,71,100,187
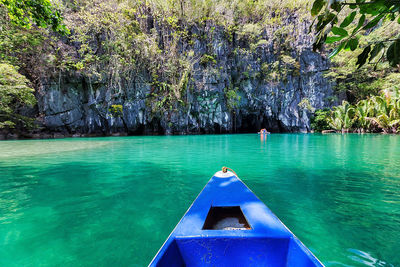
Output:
258,128,270,134
149,168,324,267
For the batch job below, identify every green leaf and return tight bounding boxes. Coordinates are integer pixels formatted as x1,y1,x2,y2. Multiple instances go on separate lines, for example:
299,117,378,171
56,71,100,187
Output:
369,43,384,62
311,0,325,16
352,14,366,34
313,32,327,51
331,26,348,37
356,45,371,69
389,119,400,127
1,0,68,35
329,42,346,58
315,12,337,34
359,1,386,16
348,4,357,9
345,38,359,51
363,14,384,30
387,39,400,67
388,13,396,21
331,1,341,12
340,11,356,28
326,36,346,44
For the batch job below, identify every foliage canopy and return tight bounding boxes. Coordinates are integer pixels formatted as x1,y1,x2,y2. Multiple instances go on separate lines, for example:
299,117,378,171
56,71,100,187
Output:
0,0,68,34
311,0,400,68
0,63,37,129
313,90,400,133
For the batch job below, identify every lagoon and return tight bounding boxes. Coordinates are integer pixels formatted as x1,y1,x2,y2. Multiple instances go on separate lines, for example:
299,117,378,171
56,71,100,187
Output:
0,134,399,266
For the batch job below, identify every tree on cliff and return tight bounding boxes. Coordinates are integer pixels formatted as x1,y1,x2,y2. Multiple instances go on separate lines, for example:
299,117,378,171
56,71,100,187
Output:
0,0,68,34
0,63,36,129
0,0,67,131
311,0,400,68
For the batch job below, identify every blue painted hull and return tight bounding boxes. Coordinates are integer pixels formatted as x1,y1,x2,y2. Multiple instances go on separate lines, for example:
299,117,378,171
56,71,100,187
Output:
150,171,324,267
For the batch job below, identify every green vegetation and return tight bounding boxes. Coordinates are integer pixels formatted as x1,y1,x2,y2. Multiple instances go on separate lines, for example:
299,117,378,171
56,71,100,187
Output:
325,43,400,102
313,90,400,133
109,104,123,118
310,0,400,127
0,0,68,34
0,63,36,129
0,0,315,129
1,0,399,134
224,87,241,111
298,98,315,113
311,0,400,133
311,0,400,68
310,109,330,132
200,54,217,66
0,2,61,132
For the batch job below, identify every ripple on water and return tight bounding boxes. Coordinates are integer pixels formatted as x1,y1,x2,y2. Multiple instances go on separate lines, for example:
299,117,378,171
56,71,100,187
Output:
0,134,399,266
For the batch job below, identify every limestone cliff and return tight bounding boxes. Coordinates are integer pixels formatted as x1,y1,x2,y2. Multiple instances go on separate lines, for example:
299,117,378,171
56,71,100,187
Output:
35,4,335,135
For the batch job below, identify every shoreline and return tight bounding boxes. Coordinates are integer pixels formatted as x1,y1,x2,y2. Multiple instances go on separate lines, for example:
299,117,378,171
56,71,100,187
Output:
0,131,397,141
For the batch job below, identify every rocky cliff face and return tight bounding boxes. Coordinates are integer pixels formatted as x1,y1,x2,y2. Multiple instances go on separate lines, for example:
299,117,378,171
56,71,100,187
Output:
36,12,335,135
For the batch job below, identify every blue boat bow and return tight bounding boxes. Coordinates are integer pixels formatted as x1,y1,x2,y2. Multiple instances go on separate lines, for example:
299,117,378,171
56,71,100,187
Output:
150,170,324,266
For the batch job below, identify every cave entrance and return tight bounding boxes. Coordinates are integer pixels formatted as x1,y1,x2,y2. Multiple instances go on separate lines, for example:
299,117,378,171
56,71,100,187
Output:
236,113,282,133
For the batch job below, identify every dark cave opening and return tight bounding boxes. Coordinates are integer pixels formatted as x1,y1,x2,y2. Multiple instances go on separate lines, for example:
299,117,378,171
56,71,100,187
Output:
236,114,284,133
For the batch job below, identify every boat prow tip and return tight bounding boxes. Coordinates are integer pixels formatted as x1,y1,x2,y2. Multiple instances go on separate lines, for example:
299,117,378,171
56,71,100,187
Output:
214,170,236,178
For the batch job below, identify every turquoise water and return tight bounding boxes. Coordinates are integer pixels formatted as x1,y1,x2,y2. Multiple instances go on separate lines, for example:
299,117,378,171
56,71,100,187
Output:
0,134,399,266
